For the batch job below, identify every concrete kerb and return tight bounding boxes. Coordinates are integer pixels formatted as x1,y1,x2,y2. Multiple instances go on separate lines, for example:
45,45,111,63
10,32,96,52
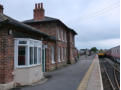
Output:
98,57,104,90
77,56,95,90
77,55,103,90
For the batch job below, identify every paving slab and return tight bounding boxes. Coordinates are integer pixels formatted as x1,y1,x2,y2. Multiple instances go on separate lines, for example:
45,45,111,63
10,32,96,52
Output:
78,55,103,90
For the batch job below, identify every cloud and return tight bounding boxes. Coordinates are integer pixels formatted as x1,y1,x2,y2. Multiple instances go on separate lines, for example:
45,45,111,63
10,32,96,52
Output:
1,0,120,49
76,38,120,49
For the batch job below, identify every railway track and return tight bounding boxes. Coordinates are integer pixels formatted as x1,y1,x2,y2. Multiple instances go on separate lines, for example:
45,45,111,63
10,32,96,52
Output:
100,58,120,90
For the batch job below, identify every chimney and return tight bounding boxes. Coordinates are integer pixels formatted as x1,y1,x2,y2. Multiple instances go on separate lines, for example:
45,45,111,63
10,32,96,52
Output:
0,4,3,13
34,3,45,20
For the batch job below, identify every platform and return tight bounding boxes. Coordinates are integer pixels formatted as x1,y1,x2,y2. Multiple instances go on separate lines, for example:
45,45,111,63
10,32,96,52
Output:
78,55,103,90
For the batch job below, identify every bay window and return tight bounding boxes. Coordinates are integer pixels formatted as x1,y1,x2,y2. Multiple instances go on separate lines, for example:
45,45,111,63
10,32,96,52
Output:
30,47,34,65
14,38,42,68
34,47,37,64
18,46,27,66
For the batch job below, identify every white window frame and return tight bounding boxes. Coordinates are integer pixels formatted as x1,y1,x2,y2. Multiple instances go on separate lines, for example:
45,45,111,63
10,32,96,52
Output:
65,32,67,42
58,29,61,40
14,38,42,68
64,48,66,60
63,31,65,42
61,30,64,41
61,47,64,61
51,46,55,64
58,47,61,62
63,47,65,61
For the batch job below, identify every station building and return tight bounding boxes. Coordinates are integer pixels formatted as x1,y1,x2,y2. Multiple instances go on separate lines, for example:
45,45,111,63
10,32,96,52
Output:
23,3,77,71
0,3,77,89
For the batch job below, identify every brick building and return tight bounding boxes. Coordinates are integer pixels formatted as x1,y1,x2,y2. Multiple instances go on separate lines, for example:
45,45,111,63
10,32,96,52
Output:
0,4,56,89
23,3,77,71
0,3,77,89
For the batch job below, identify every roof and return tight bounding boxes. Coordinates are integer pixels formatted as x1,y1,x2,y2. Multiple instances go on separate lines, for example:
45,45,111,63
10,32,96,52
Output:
0,13,7,22
0,13,56,40
23,16,77,35
110,45,120,50
23,16,59,23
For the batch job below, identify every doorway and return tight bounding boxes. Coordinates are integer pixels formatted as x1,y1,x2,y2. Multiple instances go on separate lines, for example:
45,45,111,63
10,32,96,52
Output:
42,45,47,72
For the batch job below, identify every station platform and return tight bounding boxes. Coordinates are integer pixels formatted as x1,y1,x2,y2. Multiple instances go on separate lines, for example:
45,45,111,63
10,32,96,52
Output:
78,55,103,90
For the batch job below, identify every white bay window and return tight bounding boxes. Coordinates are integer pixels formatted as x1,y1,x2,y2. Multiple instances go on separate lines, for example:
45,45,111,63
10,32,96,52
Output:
14,38,42,68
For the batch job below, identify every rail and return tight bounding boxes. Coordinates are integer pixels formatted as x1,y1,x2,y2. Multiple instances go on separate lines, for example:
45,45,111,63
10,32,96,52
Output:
100,58,120,90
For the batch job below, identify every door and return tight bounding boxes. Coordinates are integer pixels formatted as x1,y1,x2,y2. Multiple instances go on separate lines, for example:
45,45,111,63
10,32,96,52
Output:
42,46,46,72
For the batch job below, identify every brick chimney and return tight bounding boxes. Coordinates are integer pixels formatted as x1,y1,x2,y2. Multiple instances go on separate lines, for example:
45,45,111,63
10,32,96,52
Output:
0,4,3,13
34,3,45,20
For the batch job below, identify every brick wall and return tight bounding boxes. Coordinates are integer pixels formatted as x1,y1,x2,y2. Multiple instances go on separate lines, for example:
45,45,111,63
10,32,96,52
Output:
67,31,76,64
26,22,69,71
0,24,50,84
0,27,14,84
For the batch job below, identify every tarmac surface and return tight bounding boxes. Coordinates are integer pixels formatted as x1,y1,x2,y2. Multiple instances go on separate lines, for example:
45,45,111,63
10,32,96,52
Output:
12,55,94,90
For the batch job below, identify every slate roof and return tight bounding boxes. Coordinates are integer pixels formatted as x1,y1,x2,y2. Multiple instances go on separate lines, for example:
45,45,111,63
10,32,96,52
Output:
0,13,8,22
23,16,77,35
0,13,56,40
23,16,59,23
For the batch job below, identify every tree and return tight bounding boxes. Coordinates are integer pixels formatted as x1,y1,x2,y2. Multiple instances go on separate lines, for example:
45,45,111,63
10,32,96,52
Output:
90,47,98,53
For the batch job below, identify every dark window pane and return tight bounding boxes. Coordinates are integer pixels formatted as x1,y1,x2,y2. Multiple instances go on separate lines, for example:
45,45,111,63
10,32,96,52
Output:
30,47,34,65
18,46,26,65
19,41,27,44
34,47,37,64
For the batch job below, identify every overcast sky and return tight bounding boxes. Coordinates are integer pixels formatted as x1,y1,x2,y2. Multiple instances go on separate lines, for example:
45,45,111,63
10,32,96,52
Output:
1,0,120,49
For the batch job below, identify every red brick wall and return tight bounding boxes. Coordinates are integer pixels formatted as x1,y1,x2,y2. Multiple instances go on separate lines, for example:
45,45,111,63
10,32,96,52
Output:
0,27,14,84
43,41,57,71
67,32,76,64
26,22,69,71
0,24,50,83
29,22,57,37
25,22,76,70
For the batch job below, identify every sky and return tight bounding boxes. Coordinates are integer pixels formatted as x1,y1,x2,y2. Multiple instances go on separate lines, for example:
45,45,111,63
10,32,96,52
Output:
1,0,120,49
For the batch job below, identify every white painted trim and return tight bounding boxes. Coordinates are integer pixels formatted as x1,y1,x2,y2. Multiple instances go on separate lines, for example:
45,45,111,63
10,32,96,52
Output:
58,47,61,62
14,38,42,69
51,46,55,64
97,56,104,90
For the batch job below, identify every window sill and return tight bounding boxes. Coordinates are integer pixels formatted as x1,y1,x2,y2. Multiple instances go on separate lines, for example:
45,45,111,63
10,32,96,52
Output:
51,62,55,64
15,64,41,69
58,60,61,63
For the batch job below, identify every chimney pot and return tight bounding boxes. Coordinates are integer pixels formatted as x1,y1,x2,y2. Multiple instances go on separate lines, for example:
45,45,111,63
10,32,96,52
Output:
0,4,3,13
33,2,45,20
35,3,37,9
38,3,40,9
41,3,43,9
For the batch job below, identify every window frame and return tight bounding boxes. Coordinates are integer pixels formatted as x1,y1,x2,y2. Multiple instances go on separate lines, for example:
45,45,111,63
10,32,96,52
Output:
57,29,61,40
58,47,61,62
51,46,55,64
62,47,65,61
65,32,67,42
14,38,42,68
